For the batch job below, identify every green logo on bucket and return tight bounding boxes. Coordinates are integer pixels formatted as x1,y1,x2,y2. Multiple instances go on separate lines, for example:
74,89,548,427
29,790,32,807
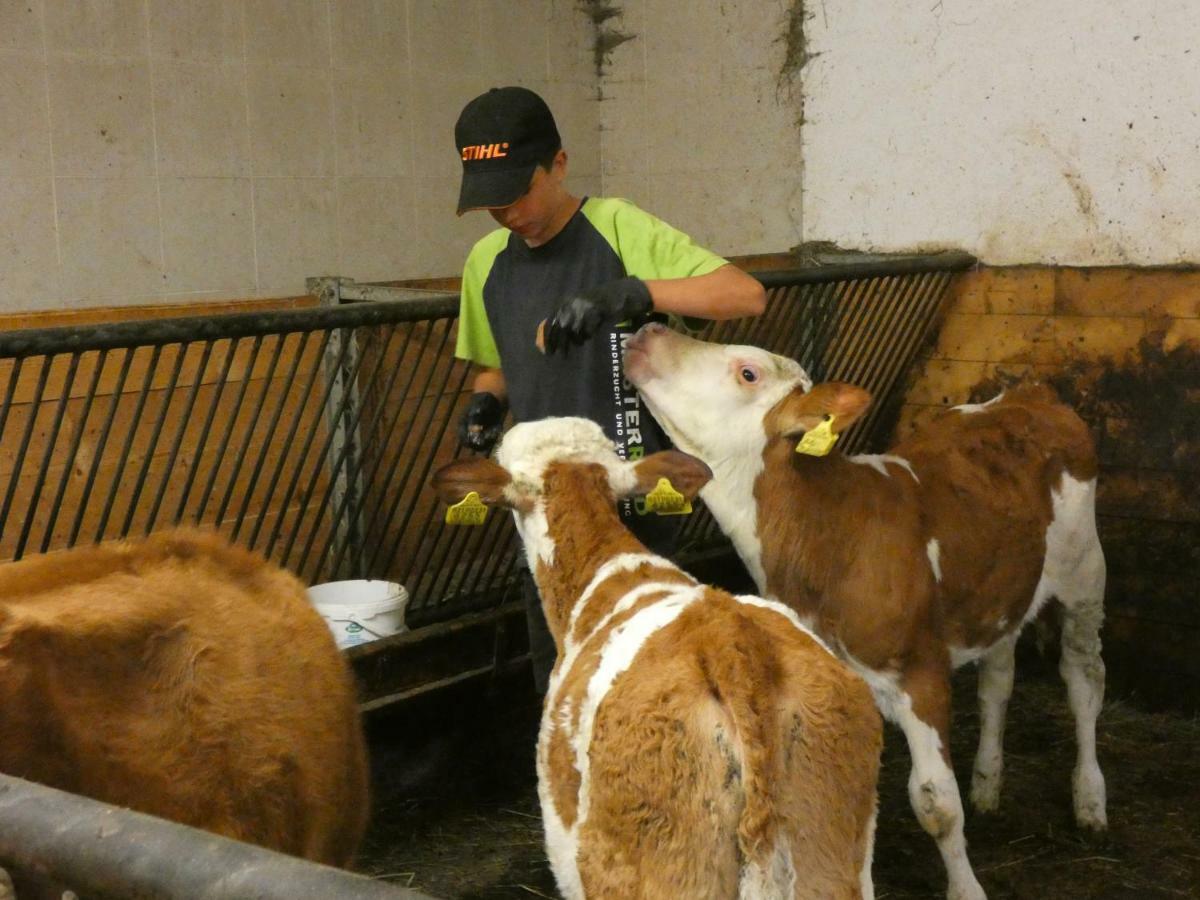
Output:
346,622,363,633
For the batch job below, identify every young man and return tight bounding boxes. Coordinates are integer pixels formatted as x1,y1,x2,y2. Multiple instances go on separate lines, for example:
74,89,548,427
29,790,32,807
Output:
453,86,765,691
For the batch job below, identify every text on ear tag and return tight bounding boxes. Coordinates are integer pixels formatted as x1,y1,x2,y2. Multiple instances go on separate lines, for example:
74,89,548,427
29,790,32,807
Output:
446,491,489,526
795,416,839,457
644,477,693,515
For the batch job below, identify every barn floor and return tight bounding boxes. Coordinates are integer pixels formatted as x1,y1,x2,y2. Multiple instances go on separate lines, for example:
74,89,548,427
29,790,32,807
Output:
358,651,1200,900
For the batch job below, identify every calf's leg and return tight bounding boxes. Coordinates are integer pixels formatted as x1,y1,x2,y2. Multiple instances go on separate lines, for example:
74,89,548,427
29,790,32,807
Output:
1043,474,1108,830
893,664,986,900
970,635,1017,812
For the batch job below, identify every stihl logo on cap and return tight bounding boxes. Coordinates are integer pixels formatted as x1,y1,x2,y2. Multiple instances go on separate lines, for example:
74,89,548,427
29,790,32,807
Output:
461,142,509,161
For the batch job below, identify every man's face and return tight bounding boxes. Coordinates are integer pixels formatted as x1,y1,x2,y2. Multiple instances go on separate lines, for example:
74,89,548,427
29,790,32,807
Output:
488,151,570,247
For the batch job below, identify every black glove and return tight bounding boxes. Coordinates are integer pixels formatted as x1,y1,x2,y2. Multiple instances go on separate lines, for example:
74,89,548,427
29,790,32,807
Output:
543,277,653,355
457,392,505,454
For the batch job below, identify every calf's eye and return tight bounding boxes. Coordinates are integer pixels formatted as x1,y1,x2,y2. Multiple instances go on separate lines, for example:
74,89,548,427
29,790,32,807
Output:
739,366,758,384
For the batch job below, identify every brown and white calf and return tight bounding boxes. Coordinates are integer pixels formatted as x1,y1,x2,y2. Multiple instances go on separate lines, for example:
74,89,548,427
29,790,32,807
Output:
434,418,881,900
0,529,369,889
625,324,1107,900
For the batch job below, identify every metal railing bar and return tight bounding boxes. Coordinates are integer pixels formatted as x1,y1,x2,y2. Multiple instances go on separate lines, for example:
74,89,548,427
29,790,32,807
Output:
752,252,975,288
848,271,929,396
146,337,243,534
42,350,108,554
192,336,270,525
834,275,921,453
244,330,330,548
360,323,444,574
15,352,80,559
261,328,355,558
324,326,418,578
0,772,436,900
208,333,288,528
119,343,193,538
376,326,464,580
817,275,879,379
839,275,912,388
0,360,23,494
825,276,897,385
0,355,51,553
280,325,384,576
0,295,460,359
855,273,952,446
70,348,135,546
296,324,401,578
352,323,437,562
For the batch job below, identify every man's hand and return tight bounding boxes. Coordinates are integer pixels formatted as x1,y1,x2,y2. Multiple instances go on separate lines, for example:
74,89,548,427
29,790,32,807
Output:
457,392,505,454
543,277,653,355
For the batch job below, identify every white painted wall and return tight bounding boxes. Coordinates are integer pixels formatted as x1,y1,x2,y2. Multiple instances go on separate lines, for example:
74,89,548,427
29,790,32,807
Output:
802,0,1200,265
595,0,804,258
0,0,601,311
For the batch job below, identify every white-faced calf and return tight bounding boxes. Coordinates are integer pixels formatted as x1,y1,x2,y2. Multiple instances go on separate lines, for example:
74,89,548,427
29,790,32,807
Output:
434,418,882,900
0,529,369,888
625,323,1107,900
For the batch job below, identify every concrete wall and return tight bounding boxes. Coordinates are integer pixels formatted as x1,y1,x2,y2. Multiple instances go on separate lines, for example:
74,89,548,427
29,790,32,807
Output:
802,0,1200,265
595,0,804,257
0,0,601,311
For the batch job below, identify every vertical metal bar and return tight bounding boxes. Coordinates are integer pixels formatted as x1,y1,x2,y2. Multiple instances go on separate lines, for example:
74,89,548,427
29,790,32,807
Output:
327,321,422,576
145,338,239,534
848,272,927,395
71,348,134,546
323,325,416,578
374,324,463,585
792,280,840,375
198,333,285,525
819,276,877,378
0,357,24,553
279,324,376,578
171,336,258,528
16,352,81,559
236,331,323,544
0,356,52,556
299,324,400,579
260,331,350,556
43,350,108,553
278,325,376,577
118,343,190,539
824,276,893,382
359,322,440,572
854,273,952,449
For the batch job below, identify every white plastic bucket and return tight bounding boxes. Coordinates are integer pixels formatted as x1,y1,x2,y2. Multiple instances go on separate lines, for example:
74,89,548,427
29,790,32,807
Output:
306,579,409,649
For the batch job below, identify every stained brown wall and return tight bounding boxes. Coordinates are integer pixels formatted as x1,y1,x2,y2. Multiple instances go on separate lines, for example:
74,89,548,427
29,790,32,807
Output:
899,267,1200,711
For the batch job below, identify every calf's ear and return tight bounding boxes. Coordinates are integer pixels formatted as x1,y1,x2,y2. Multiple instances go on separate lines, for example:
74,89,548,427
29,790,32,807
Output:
432,458,513,507
770,382,873,439
630,450,713,500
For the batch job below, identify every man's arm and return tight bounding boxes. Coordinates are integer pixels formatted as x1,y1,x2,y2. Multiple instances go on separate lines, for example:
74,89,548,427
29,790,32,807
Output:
541,265,766,354
471,367,507,400
644,263,766,320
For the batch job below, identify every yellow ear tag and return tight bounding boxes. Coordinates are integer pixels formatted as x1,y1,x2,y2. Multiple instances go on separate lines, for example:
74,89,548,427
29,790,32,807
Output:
445,491,489,526
795,416,839,457
644,477,693,516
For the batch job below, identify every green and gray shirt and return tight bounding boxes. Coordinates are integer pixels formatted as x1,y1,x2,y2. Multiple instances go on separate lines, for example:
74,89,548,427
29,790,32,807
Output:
455,196,728,539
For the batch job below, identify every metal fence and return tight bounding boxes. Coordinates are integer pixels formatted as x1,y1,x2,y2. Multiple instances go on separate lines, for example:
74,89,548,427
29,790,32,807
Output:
0,252,973,629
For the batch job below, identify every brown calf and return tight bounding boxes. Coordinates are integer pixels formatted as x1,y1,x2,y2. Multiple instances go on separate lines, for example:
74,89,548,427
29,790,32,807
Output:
435,417,881,900
0,529,369,884
626,324,1107,900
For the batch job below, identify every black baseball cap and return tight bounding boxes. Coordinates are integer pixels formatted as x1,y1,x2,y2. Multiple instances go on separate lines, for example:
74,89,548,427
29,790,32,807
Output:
454,86,562,215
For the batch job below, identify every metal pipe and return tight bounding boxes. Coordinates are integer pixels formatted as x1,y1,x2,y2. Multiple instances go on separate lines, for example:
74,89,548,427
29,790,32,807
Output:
0,296,461,359
0,773,435,900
